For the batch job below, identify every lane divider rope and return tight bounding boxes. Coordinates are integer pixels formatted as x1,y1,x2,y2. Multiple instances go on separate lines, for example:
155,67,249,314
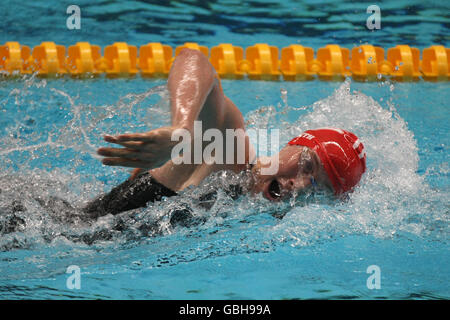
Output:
1,42,448,81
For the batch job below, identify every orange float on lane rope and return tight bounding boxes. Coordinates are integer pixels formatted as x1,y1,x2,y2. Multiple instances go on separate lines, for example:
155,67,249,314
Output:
421,45,449,80
67,42,102,76
315,44,351,79
0,42,33,75
387,45,421,80
32,41,67,75
351,45,387,80
139,42,172,76
103,42,138,76
210,44,245,79
280,44,315,81
245,43,280,80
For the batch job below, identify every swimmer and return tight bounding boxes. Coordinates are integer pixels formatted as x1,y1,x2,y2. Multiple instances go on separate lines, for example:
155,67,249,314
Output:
83,48,366,219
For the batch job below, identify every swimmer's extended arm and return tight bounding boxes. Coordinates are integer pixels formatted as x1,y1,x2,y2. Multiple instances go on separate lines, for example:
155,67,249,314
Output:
97,48,226,171
168,48,225,133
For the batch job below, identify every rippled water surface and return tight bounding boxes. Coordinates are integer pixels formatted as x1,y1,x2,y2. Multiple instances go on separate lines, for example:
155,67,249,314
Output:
1,0,449,48
0,0,449,299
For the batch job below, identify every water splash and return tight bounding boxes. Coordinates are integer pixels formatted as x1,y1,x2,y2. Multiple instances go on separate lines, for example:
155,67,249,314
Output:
0,77,447,281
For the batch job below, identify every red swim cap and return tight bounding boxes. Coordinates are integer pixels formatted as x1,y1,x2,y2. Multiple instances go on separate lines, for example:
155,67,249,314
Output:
288,128,366,194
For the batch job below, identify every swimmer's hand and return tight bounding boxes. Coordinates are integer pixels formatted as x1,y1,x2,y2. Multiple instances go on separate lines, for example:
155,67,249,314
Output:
97,126,184,170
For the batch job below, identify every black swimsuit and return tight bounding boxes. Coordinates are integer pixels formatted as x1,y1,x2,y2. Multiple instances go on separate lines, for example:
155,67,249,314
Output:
82,171,244,229
82,164,251,221
82,172,178,219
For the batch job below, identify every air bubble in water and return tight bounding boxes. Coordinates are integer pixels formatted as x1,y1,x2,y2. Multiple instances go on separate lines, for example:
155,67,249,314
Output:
280,88,288,108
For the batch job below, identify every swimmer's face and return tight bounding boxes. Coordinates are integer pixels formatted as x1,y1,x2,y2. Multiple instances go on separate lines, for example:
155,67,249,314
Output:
251,145,333,201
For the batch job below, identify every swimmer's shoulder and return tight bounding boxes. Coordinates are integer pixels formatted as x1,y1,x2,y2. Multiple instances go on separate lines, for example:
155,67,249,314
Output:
223,95,244,129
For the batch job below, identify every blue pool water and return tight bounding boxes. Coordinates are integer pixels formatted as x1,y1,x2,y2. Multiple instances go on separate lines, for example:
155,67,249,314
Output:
0,1,449,299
